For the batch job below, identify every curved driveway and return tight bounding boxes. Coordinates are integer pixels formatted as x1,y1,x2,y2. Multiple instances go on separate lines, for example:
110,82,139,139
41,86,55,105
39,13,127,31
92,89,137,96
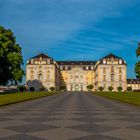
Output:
0,92,140,140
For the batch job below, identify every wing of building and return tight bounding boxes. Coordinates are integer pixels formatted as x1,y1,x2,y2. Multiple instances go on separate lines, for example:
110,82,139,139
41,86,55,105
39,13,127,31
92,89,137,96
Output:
26,53,128,91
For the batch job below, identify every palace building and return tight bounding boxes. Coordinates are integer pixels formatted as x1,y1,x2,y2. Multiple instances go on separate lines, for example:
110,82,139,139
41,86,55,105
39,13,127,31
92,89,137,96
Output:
26,53,129,91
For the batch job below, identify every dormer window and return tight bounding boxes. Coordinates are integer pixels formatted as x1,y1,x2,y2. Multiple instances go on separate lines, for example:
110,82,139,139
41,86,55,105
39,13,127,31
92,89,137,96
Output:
65,66,68,70
31,59,34,64
60,66,63,70
111,58,114,63
103,59,106,64
47,59,50,64
119,59,122,64
86,66,89,70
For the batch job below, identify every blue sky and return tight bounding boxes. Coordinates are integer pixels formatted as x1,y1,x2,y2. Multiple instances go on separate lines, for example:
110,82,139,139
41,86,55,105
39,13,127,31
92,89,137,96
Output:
0,0,140,80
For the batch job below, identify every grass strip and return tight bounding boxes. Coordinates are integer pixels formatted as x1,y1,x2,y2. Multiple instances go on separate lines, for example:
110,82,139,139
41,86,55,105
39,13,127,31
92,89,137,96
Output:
94,92,140,106
0,91,61,107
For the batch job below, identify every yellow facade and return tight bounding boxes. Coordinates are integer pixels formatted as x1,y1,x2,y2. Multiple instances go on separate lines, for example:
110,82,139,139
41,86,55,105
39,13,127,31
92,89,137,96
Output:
26,53,128,91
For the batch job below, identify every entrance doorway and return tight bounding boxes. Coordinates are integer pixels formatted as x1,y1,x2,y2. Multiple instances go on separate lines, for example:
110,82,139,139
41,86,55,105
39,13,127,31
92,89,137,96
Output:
74,85,79,91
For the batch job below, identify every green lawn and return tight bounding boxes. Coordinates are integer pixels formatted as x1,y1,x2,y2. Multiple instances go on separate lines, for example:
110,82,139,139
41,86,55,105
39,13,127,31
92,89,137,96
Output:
94,92,140,106
0,91,61,106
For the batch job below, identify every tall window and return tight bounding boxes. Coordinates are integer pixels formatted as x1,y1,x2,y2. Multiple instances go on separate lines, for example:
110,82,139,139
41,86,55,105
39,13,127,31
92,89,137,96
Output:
119,75,122,81
111,74,114,81
111,66,114,73
71,85,73,91
103,68,106,73
39,66,42,72
31,75,34,80
39,74,42,81
119,67,122,74
103,75,106,81
47,75,50,81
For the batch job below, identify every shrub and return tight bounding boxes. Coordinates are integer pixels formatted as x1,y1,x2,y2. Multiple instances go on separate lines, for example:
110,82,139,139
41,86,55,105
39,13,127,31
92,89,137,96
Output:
117,86,123,92
18,86,26,92
127,87,132,91
108,86,113,91
30,87,35,92
50,87,55,91
60,85,66,91
98,86,104,91
39,86,46,91
87,85,94,91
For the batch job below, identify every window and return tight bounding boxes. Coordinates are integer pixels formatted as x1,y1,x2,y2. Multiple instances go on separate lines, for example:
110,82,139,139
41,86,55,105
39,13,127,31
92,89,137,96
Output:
31,75,34,80
75,75,79,78
65,66,68,70
39,66,42,73
111,74,114,81
47,59,50,64
31,59,34,64
119,75,122,81
103,59,106,64
103,68,106,73
86,66,89,70
111,66,114,73
39,74,42,81
111,58,114,64
119,67,122,74
47,75,50,80
103,75,106,81
119,59,122,64
30,67,33,72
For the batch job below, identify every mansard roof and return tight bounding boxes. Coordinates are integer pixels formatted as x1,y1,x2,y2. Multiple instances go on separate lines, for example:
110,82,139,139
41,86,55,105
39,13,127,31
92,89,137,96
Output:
99,53,126,65
56,61,97,65
32,53,52,59
102,53,121,59
127,79,140,84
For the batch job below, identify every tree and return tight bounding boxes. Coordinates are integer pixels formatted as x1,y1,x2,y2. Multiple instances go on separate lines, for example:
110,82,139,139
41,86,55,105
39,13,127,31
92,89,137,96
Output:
98,86,104,91
117,86,123,92
0,26,24,85
87,85,93,91
127,87,132,91
50,87,55,91
135,43,140,78
108,86,113,91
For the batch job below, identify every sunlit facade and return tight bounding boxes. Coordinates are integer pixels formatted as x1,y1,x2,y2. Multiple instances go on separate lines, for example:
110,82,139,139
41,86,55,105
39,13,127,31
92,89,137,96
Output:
26,53,127,91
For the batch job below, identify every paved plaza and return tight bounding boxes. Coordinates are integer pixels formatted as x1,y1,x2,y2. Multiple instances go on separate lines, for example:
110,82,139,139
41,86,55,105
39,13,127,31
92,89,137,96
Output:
0,93,140,140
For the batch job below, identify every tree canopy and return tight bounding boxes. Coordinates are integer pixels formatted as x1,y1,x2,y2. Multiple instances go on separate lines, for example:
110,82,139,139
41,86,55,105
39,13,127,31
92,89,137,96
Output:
135,43,140,78
0,26,24,85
